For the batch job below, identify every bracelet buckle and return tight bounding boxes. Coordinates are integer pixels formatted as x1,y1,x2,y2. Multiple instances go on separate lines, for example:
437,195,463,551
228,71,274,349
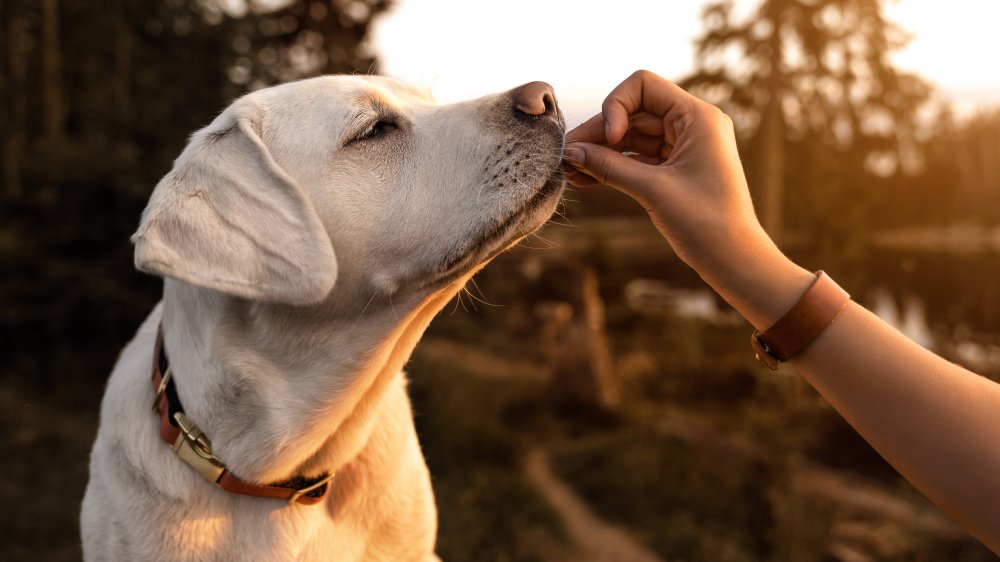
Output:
751,331,780,370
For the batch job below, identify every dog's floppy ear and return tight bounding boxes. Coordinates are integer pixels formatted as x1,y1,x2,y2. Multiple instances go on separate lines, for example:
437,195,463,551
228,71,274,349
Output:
132,100,337,304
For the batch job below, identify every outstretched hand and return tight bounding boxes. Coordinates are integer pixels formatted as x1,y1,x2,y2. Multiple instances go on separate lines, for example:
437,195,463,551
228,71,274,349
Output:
561,70,770,282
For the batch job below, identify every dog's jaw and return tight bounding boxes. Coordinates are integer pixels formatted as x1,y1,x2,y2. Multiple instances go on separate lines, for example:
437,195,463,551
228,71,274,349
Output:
430,173,564,289
431,109,566,287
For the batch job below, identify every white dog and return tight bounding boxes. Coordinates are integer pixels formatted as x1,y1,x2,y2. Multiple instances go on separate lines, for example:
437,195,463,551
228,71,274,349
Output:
81,75,564,561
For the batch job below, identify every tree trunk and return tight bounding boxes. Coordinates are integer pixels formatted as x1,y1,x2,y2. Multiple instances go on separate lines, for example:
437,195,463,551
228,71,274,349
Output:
756,0,786,245
114,7,132,143
3,3,27,199
41,0,65,142
0,1,11,197
758,94,785,244
581,268,619,409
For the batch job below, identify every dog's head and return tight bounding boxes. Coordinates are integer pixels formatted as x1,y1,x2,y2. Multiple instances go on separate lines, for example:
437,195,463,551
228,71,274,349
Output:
132,75,564,307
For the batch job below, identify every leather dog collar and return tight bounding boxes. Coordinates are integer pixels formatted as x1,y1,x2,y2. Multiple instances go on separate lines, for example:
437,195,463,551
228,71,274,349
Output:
151,323,334,506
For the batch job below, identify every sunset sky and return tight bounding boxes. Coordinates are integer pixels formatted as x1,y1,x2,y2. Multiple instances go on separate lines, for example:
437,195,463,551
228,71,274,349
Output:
372,0,1000,126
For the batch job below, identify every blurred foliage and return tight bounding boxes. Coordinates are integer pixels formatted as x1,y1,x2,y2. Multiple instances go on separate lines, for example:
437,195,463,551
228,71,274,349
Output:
406,356,567,562
910,109,1000,226
682,0,944,266
687,0,935,164
552,430,775,561
0,0,391,392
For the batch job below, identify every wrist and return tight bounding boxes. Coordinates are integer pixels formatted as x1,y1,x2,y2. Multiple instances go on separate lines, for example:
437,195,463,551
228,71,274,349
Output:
751,271,851,369
697,226,814,330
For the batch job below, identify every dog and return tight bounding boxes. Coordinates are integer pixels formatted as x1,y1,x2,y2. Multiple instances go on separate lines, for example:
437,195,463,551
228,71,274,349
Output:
80,75,565,561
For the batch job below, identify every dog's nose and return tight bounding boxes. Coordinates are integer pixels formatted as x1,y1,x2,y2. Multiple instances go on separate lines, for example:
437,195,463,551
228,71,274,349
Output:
511,81,556,117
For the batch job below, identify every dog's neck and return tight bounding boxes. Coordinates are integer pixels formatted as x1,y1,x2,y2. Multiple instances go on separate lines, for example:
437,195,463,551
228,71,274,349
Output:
159,277,468,485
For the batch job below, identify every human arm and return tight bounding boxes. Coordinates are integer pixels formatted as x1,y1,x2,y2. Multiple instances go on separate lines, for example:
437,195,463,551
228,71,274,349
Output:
563,70,1000,550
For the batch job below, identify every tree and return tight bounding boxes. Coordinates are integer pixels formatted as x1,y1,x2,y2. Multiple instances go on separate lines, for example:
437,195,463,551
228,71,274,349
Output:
40,0,65,143
683,0,936,246
0,0,393,390
0,0,31,199
228,0,391,87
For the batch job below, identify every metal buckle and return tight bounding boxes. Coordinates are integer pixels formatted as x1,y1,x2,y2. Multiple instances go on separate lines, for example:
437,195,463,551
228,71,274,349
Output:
171,412,226,484
288,472,336,506
152,367,173,411
751,331,780,371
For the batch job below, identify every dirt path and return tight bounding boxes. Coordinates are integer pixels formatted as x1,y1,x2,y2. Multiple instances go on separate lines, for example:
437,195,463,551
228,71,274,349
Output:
524,448,665,562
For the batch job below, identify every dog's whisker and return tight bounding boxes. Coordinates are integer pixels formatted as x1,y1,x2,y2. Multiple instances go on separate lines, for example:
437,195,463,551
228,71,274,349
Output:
466,278,502,308
461,286,479,312
530,231,561,248
518,235,559,251
448,291,464,315
358,292,377,319
388,295,401,323
546,215,573,228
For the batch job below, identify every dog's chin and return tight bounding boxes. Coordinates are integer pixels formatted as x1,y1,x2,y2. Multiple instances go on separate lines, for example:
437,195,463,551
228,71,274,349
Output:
423,174,564,290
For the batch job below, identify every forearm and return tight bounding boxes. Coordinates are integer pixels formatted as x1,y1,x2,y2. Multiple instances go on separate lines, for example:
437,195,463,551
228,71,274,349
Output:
795,303,1000,550
710,248,1000,551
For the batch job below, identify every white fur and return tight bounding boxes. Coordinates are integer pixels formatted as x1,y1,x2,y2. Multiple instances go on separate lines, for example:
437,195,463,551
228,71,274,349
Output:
81,75,564,561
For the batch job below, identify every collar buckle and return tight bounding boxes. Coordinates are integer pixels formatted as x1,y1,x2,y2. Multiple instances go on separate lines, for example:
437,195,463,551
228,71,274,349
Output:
172,412,226,484
288,472,336,506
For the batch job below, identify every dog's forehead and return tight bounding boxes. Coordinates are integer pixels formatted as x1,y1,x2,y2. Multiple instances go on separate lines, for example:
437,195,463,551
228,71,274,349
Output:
359,76,435,105
250,75,435,113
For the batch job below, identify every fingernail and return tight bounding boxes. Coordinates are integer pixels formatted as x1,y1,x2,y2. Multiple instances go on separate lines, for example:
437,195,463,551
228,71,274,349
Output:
605,121,612,141
563,146,584,167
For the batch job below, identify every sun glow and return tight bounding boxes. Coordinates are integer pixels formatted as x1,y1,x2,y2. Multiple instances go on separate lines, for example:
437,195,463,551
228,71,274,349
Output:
373,0,1000,122
885,0,1000,115
372,0,703,126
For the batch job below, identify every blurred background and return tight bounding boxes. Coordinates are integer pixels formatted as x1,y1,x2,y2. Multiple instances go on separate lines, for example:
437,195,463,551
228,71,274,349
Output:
2,0,1000,560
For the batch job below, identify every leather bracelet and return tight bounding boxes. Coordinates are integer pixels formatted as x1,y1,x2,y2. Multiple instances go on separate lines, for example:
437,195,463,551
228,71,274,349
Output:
751,271,850,370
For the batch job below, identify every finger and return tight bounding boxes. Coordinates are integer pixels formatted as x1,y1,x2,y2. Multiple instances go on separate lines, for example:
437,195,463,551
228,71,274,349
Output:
569,110,668,145
626,153,664,166
586,132,670,159
560,160,602,187
628,111,666,136
603,70,695,144
566,113,605,143
607,131,666,157
564,141,658,199
563,167,602,187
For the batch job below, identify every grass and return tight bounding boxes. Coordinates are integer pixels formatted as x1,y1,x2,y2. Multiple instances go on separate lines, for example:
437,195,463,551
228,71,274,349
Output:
0,375,99,562
550,430,775,561
406,352,568,561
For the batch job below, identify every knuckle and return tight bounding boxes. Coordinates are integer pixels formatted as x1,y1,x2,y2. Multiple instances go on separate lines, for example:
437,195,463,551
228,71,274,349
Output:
599,157,618,185
720,106,733,120
718,110,735,130
702,104,734,130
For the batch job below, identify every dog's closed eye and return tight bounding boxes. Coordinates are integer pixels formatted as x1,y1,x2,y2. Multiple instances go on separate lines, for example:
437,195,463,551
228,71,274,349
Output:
352,119,398,143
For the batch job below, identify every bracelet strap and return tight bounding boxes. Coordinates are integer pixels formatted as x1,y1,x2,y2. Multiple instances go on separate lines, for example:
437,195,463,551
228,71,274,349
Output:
751,271,850,370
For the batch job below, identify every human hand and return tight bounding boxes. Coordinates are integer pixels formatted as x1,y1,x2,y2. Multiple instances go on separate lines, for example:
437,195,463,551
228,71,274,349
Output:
562,70,785,287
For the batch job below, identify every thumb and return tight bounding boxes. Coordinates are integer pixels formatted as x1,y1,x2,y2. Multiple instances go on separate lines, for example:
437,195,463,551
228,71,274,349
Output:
564,142,655,200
